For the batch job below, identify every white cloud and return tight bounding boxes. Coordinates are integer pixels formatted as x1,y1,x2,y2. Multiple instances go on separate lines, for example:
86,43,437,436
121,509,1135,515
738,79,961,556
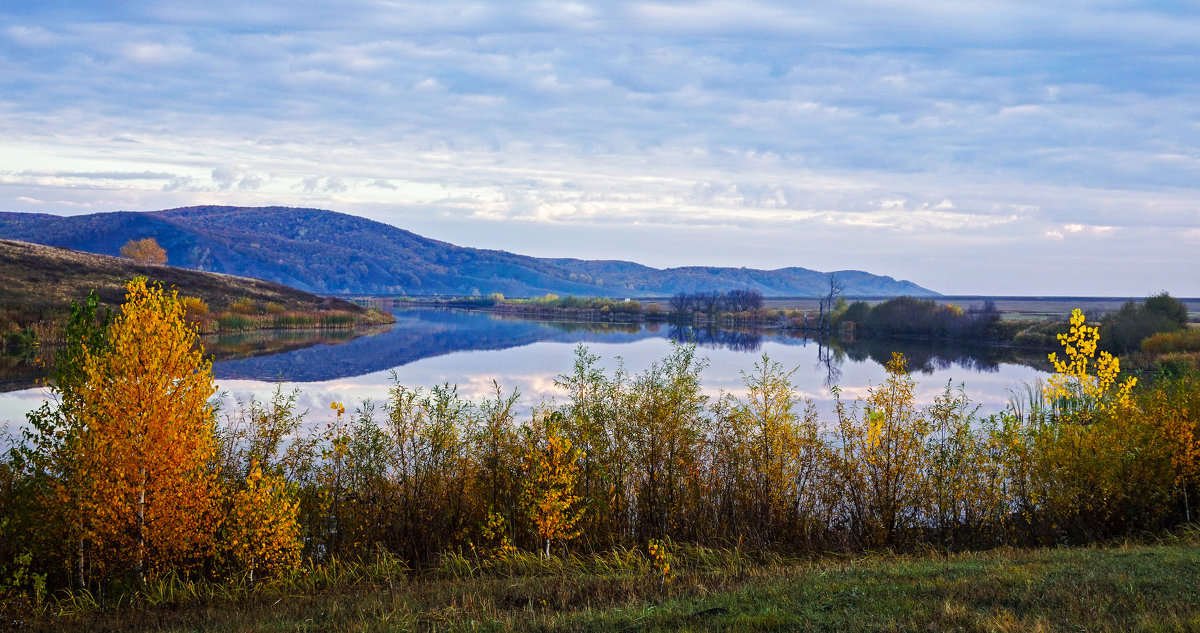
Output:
1,1,1199,293
122,41,194,65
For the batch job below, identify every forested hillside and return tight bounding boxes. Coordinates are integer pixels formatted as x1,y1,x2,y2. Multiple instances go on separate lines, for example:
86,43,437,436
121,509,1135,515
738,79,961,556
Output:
0,206,937,297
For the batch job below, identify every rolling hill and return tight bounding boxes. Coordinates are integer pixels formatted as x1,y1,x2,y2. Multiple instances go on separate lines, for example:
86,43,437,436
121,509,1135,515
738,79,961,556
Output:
0,206,937,297
0,238,372,325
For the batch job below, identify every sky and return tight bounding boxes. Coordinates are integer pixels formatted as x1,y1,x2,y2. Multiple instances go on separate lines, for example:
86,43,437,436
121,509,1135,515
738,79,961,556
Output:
1,1,1198,296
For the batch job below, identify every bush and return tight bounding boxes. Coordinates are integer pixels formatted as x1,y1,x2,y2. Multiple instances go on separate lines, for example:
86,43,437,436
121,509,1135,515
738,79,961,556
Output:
1143,329,1200,355
228,298,257,315
181,296,209,318
1102,293,1188,355
836,301,871,327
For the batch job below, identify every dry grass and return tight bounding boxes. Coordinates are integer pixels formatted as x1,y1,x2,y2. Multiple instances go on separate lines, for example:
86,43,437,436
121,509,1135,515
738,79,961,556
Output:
0,239,389,340
17,528,1200,632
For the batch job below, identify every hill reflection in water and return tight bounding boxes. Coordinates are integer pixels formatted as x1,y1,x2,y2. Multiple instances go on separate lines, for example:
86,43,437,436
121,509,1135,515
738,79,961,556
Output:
1,308,1053,431
213,308,1047,383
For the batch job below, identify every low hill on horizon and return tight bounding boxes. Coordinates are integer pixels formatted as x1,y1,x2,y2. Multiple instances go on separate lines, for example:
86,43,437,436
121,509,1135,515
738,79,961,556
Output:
0,206,938,298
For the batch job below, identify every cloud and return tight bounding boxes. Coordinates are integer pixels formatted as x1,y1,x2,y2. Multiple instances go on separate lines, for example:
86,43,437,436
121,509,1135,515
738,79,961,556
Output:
122,41,194,65
299,176,347,194
4,25,59,47
2,1,1200,293
211,167,237,191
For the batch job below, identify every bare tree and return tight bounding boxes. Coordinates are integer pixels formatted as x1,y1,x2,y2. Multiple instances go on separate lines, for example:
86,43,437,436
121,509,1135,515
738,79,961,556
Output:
723,288,763,313
817,273,842,331
669,292,692,317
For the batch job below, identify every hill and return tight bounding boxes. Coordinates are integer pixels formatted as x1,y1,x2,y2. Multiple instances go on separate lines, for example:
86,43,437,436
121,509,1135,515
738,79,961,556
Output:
0,206,938,297
0,239,377,336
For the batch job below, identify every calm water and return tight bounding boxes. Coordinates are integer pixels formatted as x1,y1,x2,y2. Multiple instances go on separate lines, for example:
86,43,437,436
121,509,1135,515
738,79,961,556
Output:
0,308,1051,434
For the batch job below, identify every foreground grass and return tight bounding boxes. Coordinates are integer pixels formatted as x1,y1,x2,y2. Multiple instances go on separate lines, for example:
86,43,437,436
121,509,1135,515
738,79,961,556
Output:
22,530,1200,633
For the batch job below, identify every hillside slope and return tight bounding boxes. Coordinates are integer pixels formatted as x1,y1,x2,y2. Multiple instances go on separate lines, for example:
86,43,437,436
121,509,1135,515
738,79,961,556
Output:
0,206,938,297
0,239,369,327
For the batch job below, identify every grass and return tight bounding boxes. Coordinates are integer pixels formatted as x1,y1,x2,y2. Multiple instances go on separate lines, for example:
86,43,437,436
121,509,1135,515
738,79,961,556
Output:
0,239,390,342
16,528,1200,632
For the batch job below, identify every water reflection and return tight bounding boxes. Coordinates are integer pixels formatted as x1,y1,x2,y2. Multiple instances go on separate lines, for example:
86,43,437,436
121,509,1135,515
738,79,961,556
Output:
213,309,657,381
0,308,1053,429
212,309,1048,383
668,326,763,352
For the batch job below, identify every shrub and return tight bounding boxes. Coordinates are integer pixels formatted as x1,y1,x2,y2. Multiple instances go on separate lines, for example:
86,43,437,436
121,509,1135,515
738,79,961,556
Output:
1102,293,1188,355
228,298,257,315
1143,329,1200,355
180,296,209,318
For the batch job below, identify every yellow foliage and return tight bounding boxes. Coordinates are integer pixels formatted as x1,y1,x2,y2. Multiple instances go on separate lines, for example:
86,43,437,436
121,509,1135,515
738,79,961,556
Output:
219,460,302,580
180,296,209,319
228,297,256,315
832,352,931,547
119,237,167,265
71,278,218,579
1046,309,1136,418
522,412,585,557
647,538,673,586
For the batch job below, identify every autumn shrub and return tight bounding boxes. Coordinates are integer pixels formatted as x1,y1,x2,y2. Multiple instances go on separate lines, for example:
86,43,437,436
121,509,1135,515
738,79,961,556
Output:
830,353,932,548
706,356,826,549
988,310,1194,543
1143,329,1200,355
119,237,167,265
521,412,585,557
228,297,256,315
217,461,302,581
180,296,209,319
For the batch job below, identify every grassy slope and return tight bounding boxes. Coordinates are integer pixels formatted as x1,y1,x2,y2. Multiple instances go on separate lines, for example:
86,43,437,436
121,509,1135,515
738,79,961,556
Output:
29,530,1200,632
0,239,372,328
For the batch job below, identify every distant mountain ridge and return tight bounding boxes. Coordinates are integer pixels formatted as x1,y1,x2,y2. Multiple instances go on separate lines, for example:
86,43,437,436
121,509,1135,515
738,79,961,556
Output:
0,206,938,297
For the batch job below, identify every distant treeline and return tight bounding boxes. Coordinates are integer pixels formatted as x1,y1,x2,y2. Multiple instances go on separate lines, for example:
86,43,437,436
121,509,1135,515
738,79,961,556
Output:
668,289,765,315
836,297,1002,341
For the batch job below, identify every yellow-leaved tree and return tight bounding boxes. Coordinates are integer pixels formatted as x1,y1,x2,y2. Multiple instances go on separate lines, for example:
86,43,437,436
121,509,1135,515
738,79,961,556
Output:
69,278,218,581
522,412,585,557
119,238,167,265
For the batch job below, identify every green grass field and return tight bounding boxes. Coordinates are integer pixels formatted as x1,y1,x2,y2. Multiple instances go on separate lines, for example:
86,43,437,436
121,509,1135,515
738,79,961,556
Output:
23,527,1200,633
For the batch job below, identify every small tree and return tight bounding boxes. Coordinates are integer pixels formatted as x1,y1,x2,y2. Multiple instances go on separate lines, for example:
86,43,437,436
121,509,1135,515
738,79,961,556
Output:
818,273,842,331
521,412,584,557
119,238,167,265
37,278,217,582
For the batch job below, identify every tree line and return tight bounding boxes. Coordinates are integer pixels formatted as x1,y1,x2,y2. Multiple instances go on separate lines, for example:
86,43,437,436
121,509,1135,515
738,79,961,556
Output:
668,288,764,316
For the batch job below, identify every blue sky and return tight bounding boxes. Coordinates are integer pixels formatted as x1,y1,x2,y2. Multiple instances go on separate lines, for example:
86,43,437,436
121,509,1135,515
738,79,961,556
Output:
2,1,1198,295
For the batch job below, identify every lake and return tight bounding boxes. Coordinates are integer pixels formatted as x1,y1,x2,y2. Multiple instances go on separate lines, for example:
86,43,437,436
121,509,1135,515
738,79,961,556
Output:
0,307,1052,435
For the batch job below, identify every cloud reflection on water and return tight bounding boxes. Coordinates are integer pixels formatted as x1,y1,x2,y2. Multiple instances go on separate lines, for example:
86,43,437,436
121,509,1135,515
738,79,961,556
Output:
1,308,1049,435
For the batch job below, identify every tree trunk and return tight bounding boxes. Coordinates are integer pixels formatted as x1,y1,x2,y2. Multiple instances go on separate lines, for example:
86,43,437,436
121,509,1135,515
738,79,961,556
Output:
137,468,146,582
